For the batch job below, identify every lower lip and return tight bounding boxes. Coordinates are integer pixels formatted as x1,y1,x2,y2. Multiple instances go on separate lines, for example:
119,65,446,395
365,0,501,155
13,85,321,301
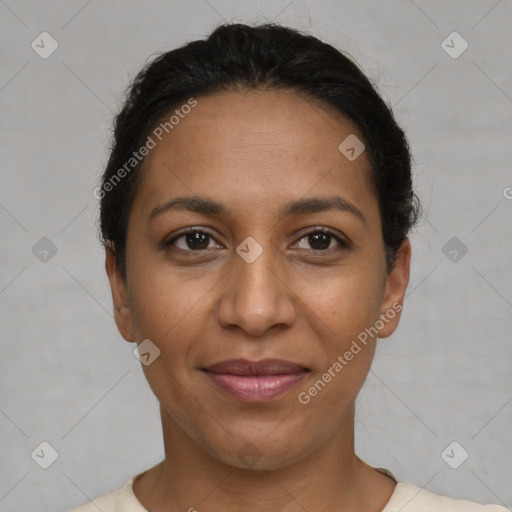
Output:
203,371,308,402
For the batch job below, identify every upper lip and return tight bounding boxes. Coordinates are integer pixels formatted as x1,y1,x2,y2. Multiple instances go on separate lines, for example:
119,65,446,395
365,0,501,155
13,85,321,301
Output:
203,358,309,376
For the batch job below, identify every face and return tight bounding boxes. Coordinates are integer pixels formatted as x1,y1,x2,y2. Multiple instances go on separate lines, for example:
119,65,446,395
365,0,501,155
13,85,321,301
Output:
106,89,410,470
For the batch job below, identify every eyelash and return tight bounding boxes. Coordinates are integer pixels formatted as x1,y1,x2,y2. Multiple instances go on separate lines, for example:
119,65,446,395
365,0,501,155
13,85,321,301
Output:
164,227,350,254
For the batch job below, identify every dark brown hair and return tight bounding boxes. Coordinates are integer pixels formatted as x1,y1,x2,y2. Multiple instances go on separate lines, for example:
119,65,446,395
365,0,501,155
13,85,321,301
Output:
97,22,421,279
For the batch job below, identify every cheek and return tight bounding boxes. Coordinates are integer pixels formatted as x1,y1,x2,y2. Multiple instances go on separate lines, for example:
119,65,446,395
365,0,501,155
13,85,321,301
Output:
297,275,381,411
128,274,206,394
130,276,210,342
126,239,220,339
303,266,385,335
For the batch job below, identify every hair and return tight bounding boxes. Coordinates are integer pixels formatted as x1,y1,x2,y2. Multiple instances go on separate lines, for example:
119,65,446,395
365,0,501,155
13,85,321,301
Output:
98,22,421,280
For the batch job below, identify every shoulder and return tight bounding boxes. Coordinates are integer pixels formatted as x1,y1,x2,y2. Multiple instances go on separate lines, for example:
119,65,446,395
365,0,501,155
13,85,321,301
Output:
69,487,123,512
69,490,120,512
68,475,143,512
384,482,510,512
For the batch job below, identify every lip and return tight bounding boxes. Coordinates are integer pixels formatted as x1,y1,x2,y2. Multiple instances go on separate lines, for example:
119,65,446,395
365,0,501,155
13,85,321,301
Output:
202,358,310,402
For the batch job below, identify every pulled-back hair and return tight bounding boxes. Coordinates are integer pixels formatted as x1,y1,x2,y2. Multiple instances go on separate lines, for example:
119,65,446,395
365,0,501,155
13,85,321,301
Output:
98,22,421,279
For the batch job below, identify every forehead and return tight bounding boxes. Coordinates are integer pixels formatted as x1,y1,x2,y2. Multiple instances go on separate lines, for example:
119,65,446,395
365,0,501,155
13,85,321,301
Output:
132,89,377,222
148,88,366,165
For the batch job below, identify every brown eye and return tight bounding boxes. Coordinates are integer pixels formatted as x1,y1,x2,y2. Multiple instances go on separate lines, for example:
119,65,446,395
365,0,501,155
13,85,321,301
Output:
294,229,349,252
166,229,221,252
182,232,210,250
307,232,332,250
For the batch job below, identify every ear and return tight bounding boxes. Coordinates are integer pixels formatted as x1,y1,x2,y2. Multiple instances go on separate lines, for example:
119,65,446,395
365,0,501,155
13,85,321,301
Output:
105,243,135,343
377,238,411,338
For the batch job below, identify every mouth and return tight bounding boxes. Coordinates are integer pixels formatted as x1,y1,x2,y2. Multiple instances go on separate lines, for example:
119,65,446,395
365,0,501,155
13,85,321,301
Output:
202,358,310,402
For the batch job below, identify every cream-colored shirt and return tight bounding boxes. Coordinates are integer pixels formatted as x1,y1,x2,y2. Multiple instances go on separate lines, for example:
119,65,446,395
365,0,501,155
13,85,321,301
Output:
70,468,510,512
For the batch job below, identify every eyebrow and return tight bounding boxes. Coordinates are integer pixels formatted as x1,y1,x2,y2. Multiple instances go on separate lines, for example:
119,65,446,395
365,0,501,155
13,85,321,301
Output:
149,195,366,225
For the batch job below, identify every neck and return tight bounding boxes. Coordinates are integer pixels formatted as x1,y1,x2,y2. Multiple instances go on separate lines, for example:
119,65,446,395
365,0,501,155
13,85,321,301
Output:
133,402,394,512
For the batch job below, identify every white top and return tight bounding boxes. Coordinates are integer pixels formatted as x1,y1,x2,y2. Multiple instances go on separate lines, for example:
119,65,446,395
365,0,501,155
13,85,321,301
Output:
70,468,510,512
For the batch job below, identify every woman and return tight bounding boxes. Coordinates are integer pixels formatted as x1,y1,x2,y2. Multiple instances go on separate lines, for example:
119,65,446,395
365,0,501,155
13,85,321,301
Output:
73,23,509,512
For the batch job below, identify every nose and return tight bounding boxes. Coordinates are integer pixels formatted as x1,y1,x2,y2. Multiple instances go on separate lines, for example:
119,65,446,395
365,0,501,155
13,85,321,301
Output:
216,240,297,337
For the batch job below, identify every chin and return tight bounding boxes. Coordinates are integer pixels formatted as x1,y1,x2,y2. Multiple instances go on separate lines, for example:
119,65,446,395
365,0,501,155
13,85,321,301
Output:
203,429,312,472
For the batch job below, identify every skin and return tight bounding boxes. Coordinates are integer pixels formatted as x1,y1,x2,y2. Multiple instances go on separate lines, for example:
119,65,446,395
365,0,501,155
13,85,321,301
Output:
105,89,411,512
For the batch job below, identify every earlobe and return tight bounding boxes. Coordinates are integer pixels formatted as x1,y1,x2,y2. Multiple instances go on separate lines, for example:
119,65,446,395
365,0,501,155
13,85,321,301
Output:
378,238,411,339
104,243,135,343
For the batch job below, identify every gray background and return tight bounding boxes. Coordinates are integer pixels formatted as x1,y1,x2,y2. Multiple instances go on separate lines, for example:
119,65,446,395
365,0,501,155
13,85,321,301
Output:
1,1,511,511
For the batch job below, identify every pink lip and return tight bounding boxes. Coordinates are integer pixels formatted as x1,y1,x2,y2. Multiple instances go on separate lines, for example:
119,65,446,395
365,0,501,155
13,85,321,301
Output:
202,358,310,402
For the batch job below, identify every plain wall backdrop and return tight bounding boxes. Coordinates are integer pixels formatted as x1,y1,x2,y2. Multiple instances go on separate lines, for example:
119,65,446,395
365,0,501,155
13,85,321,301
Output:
0,1,511,511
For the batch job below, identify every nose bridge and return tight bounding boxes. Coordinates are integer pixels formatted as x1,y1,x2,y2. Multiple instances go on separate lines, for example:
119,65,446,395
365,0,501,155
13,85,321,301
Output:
238,242,278,300
217,234,296,336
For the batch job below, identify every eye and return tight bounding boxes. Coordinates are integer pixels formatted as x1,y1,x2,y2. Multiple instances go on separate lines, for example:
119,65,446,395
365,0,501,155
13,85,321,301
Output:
164,227,349,254
292,228,349,252
165,228,222,252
